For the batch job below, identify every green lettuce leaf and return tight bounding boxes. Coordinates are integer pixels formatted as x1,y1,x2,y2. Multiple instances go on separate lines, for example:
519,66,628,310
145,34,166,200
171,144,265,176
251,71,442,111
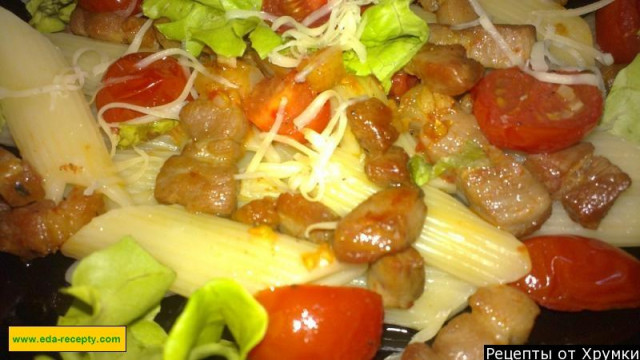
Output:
164,278,268,360
117,119,178,148
142,0,281,58
409,142,488,186
600,55,640,144
58,236,176,326
343,0,429,90
26,0,76,33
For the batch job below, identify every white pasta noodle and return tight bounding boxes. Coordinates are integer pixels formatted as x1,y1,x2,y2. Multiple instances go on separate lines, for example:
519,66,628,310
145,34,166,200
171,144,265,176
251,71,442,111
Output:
62,204,367,296
0,8,133,206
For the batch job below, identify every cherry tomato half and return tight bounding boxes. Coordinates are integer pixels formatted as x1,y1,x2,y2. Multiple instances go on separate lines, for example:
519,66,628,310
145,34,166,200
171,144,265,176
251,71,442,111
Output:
96,52,189,123
262,0,328,23
471,67,603,153
510,235,640,312
595,0,640,64
78,0,142,15
243,71,331,143
250,285,384,360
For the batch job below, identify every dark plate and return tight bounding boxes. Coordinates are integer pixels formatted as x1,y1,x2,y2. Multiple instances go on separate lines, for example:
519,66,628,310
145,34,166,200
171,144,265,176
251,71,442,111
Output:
0,0,639,358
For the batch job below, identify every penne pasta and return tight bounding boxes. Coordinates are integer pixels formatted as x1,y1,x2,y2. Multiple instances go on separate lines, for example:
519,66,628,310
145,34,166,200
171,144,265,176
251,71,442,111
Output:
62,204,367,296
0,8,133,207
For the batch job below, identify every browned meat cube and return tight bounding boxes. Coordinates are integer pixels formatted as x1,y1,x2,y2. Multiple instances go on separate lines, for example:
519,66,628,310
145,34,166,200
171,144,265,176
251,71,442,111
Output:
559,155,632,229
276,192,339,243
368,247,425,309
232,197,279,228
405,44,483,96
364,146,412,188
334,186,427,263
155,155,238,216
347,98,399,155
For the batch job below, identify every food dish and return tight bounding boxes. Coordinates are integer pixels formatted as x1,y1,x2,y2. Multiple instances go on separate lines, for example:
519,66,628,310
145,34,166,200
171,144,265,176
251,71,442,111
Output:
0,0,636,358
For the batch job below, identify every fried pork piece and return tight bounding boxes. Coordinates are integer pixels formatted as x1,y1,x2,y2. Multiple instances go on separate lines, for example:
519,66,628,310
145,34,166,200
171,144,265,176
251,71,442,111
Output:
428,24,536,69
364,146,412,188
346,98,399,155
68,7,158,49
404,44,484,96
155,96,250,216
457,147,552,238
434,0,478,26
334,186,426,263
155,155,238,216
368,246,425,309
0,187,104,259
0,147,44,207
525,143,632,229
179,96,249,142
402,285,540,360
275,193,340,244
418,110,551,238
231,197,279,228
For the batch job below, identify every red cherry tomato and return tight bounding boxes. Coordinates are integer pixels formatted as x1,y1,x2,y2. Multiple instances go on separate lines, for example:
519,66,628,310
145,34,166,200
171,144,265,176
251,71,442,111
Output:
389,71,419,101
595,0,640,64
243,71,331,143
511,235,640,312
96,52,189,123
262,0,328,23
471,67,603,153
250,285,384,360
78,0,142,15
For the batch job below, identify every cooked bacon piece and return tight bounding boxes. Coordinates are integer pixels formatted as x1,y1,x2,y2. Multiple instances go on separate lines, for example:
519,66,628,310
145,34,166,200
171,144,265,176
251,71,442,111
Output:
457,147,552,238
418,110,488,163
179,97,250,142
346,98,399,155
435,0,477,25
155,155,238,216
334,186,426,263
403,285,539,360
560,155,631,229
404,44,484,96
232,197,279,228
69,7,158,49
525,142,632,229
275,193,339,243
0,187,104,259
524,142,595,196
428,24,536,69
364,146,412,188
367,246,425,309
0,147,44,207
182,139,245,168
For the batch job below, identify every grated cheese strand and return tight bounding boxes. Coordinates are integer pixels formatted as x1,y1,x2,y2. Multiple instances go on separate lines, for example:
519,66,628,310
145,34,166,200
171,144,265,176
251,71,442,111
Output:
467,0,523,67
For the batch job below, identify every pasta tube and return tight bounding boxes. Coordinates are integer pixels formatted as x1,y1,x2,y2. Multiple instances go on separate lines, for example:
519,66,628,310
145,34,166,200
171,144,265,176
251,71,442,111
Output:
321,148,531,287
0,8,132,206
62,204,367,296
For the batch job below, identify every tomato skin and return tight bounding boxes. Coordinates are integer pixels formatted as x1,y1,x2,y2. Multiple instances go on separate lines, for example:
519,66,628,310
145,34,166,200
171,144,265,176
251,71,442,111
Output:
595,0,640,64
389,71,419,101
96,52,189,123
78,0,142,15
243,72,331,143
262,0,328,23
471,68,603,153
250,285,384,360
511,235,640,312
